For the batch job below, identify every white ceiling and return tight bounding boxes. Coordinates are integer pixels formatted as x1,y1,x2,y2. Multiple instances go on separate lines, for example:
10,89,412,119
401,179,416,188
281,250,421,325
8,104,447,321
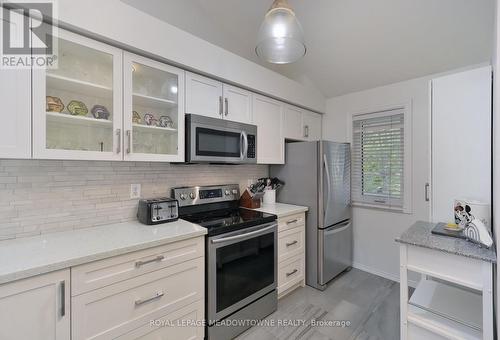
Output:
121,0,495,98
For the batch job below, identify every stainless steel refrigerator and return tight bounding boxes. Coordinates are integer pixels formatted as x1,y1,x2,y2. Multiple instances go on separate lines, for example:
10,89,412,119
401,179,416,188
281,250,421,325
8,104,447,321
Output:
270,141,352,290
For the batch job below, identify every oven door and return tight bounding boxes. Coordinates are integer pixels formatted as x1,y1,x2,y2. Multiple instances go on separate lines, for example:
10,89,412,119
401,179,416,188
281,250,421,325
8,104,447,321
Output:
207,222,277,322
186,114,256,163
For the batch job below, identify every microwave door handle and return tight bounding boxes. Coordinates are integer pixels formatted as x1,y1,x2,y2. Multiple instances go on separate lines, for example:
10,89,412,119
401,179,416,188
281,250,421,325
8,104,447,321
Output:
240,132,244,159
242,131,248,159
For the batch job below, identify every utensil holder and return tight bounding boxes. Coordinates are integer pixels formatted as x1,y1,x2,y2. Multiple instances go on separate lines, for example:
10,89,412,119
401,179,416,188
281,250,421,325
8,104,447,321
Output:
263,189,276,205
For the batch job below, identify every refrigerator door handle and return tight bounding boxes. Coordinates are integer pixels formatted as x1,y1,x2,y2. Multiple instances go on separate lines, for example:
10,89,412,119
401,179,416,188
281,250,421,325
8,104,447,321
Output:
323,154,331,220
325,220,350,233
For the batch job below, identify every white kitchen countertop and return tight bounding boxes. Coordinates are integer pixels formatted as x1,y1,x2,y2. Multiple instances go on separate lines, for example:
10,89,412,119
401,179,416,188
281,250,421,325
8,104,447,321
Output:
252,202,308,218
0,219,207,285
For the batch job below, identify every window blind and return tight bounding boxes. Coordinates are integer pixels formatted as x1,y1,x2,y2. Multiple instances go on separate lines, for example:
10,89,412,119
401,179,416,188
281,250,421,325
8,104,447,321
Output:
352,109,405,208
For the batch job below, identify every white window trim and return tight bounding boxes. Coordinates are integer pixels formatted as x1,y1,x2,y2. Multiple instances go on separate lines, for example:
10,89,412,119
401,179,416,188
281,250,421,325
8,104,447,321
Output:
347,101,413,214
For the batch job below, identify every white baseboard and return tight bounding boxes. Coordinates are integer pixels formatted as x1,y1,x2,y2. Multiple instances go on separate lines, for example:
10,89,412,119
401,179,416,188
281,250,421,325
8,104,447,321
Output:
352,261,419,288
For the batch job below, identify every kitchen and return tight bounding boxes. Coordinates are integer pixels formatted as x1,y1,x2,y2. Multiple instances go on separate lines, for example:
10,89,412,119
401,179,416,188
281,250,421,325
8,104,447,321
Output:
0,1,498,340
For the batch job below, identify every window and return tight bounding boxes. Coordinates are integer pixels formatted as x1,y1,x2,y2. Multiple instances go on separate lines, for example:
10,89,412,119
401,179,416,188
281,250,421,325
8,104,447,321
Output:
352,108,410,211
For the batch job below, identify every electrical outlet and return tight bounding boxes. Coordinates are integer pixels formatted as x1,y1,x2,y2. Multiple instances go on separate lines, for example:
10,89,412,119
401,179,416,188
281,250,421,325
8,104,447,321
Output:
130,184,141,199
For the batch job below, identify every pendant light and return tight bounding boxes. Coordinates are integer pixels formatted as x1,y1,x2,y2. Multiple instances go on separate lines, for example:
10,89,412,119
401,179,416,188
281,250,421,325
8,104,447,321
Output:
256,0,306,64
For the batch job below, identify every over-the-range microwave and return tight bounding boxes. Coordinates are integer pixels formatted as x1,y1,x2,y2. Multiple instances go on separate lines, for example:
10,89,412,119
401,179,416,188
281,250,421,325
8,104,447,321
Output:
185,114,257,164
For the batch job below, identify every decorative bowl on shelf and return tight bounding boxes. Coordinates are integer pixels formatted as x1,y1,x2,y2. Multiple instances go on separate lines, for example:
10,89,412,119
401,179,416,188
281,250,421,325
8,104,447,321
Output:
159,115,174,128
132,110,142,124
143,113,158,126
46,96,64,112
91,105,110,120
67,100,88,116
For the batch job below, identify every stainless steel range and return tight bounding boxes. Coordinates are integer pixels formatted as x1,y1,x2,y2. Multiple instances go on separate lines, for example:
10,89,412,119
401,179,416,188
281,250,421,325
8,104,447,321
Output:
172,184,278,340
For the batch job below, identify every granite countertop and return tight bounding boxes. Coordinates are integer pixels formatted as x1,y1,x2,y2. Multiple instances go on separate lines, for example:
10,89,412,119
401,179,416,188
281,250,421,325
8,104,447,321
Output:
396,221,496,263
252,202,308,218
0,219,207,285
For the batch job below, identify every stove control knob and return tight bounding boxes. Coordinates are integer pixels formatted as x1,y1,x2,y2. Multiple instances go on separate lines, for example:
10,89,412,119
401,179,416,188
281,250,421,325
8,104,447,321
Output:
179,194,187,200
189,192,196,199
225,190,230,196
232,189,238,195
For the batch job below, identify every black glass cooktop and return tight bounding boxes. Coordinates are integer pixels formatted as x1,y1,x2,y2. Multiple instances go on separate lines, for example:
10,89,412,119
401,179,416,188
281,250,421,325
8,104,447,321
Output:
181,208,277,236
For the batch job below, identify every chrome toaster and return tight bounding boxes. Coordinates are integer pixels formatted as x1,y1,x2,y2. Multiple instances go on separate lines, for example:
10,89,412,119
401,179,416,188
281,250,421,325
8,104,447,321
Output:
137,197,179,225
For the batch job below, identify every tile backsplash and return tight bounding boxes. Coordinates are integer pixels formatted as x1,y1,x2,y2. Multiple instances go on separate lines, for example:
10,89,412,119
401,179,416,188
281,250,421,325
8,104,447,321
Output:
0,160,268,240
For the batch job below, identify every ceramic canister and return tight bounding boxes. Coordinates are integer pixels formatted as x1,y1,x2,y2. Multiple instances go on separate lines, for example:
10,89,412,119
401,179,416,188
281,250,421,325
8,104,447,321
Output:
454,199,491,232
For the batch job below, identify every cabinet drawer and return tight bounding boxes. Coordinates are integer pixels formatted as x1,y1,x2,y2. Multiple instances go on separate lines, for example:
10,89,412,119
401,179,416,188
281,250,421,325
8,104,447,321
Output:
116,300,204,340
72,257,204,340
278,226,304,263
277,254,304,295
278,213,305,232
72,236,204,296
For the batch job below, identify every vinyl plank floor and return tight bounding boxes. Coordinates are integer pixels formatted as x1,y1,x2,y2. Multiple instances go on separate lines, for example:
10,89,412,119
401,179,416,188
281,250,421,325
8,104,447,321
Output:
235,268,400,340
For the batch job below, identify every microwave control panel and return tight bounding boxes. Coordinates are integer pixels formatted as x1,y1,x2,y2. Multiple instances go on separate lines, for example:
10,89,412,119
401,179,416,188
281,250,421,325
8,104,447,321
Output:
247,134,256,159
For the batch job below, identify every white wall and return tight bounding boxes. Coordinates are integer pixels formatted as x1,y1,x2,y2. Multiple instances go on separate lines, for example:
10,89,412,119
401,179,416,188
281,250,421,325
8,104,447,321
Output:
52,0,325,113
323,76,433,281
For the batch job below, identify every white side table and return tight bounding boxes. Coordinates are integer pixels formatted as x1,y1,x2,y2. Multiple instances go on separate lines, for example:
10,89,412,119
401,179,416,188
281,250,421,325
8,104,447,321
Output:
397,221,496,340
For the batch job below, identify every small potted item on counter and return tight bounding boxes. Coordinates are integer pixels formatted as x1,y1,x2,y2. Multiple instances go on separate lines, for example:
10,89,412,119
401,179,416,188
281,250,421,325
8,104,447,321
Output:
67,100,88,116
46,96,64,112
132,110,142,124
90,105,110,120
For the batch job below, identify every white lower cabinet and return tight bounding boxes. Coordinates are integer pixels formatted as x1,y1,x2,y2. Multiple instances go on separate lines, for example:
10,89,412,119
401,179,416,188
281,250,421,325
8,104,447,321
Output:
116,300,204,340
277,212,306,298
0,269,70,340
71,237,205,340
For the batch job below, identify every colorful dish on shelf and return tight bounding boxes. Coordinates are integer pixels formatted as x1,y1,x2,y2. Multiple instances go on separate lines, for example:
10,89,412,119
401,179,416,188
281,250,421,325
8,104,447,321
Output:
67,100,88,116
132,111,142,124
143,113,158,126
159,115,174,128
91,105,110,120
46,96,64,112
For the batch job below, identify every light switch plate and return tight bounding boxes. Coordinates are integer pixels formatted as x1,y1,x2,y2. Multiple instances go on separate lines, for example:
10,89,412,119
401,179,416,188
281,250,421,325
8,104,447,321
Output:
130,184,141,199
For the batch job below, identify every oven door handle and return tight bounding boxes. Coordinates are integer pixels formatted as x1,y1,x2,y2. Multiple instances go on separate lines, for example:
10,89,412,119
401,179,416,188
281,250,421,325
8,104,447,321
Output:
211,224,276,244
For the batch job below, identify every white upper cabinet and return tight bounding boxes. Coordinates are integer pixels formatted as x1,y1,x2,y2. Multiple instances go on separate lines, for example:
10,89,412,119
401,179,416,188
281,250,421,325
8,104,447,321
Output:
283,105,321,141
185,72,223,119
185,72,252,123
32,29,123,160
222,84,252,123
0,16,31,159
0,269,70,340
302,110,322,141
0,68,31,159
123,52,185,162
253,95,284,164
283,105,304,140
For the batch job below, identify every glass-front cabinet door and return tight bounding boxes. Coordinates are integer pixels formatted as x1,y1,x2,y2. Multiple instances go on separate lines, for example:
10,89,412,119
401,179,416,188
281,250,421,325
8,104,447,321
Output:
123,52,185,162
32,29,123,160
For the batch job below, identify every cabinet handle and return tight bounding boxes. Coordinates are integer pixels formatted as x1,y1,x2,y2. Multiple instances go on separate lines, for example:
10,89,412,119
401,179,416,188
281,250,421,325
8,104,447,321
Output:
304,125,309,138
286,269,298,277
225,97,229,116
116,129,121,154
219,96,223,116
126,130,131,154
135,291,164,306
59,280,65,317
425,183,430,202
135,255,165,268
286,240,298,247
286,219,298,225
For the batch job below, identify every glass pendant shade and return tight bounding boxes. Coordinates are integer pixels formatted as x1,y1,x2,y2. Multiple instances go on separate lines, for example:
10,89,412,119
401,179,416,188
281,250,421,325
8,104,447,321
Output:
256,1,306,64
